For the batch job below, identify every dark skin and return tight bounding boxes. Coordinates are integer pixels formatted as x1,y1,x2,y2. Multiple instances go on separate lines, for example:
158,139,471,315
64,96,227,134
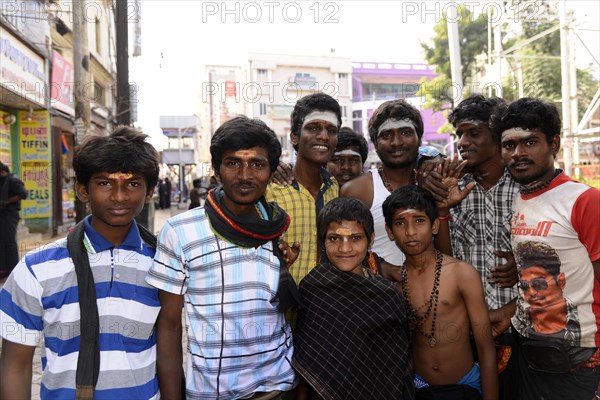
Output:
341,127,420,208
0,341,34,399
291,119,338,199
157,154,299,399
421,155,518,288
0,171,155,399
156,239,300,400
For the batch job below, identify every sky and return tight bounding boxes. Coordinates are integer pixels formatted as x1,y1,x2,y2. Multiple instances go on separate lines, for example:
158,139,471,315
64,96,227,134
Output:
129,1,600,149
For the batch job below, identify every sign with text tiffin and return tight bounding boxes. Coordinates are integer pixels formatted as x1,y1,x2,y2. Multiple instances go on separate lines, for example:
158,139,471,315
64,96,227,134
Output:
20,110,51,218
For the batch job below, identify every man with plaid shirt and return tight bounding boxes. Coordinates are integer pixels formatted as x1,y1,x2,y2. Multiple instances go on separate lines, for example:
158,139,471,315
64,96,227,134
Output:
422,95,519,400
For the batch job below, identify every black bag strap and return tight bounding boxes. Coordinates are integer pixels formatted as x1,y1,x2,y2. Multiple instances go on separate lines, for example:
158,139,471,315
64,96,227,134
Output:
67,221,157,400
67,222,99,400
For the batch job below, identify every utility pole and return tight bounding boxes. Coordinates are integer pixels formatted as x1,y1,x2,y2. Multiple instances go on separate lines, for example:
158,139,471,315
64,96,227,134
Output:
446,6,463,106
560,1,575,176
73,0,91,222
115,0,131,126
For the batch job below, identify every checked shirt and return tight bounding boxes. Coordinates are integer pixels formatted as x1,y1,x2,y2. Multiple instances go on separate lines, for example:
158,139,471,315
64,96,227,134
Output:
450,170,519,310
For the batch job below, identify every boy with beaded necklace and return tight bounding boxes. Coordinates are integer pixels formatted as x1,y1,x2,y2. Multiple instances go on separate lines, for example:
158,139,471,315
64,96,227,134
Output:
383,185,498,400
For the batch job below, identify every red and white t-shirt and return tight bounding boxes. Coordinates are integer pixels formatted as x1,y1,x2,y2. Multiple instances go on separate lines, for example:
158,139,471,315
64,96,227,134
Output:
511,173,600,348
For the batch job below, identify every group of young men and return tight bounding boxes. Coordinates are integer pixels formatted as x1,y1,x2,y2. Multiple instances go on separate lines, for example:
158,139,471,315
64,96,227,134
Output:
0,91,598,400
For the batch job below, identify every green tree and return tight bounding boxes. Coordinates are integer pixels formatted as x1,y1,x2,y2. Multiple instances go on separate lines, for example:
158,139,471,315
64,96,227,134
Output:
420,2,598,124
418,6,488,111
502,13,597,121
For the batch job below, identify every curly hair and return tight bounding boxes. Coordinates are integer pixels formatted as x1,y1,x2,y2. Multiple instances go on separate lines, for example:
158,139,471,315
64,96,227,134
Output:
449,95,506,144
368,99,424,145
490,97,561,144
515,241,561,279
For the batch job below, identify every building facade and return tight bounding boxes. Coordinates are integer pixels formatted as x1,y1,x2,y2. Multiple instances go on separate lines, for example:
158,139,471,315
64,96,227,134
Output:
351,61,452,166
247,53,353,162
1,0,117,234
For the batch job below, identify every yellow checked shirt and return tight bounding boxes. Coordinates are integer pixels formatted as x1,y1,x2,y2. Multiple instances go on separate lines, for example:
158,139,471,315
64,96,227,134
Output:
266,169,339,286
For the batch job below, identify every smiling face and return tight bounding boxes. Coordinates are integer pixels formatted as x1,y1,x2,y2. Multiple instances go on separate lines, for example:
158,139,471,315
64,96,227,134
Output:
375,122,420,169
292,117,339,166
76,171,153,239
215,147,272,215
327,145,363,186
456,121,499,169
385,207,438,256
501,128,559,186
324,220,373,275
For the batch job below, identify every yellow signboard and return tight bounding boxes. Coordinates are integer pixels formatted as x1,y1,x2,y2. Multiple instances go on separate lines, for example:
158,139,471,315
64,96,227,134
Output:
20,110,51,218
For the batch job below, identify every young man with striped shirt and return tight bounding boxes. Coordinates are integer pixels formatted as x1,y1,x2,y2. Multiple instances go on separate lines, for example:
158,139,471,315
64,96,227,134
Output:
0,127,161,399
147,116,299,399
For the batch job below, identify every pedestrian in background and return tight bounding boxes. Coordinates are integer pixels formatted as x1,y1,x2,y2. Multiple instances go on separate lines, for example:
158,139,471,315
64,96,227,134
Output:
157,178,167,209
188,178,207,209
0,161,28,280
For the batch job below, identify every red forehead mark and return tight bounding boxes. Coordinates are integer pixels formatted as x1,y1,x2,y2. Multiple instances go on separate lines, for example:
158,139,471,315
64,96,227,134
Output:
107,172,133,181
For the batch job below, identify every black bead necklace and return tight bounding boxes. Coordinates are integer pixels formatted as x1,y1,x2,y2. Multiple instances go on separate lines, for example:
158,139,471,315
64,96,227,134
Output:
400,250,443,347
519,169,562,195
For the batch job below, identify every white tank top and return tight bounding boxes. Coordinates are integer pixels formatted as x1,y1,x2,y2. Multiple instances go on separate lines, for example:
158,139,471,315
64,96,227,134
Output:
370,171,406,266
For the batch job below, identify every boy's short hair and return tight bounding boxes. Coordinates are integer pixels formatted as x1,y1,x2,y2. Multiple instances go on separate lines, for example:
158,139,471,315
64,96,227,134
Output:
382,185,438,228
448,95,506,144
290,93,342,151
210,116,281,173
192,178,202,187
490,97,561,144
317,197,374,250
73,125,160,189
368,99,424,145
336,127,369,165
0,161,10,174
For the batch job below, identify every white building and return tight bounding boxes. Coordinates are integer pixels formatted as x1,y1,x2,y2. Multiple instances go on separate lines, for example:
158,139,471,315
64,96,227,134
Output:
247,53,353,162
201,64,248,146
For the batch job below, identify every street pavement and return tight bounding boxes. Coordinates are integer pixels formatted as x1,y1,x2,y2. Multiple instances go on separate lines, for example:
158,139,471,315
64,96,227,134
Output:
0,203,192,399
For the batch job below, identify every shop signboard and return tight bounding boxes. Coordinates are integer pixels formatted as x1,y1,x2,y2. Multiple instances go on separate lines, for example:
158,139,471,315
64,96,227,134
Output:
50,50,75,116
0,26,47,107
20,110,51,218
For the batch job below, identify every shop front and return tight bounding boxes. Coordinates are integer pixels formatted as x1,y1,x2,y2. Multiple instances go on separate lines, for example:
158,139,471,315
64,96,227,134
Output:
1,24,52,233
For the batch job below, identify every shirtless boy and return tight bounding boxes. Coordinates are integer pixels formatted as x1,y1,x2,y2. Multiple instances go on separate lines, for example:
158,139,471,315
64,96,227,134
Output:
383,185,498,400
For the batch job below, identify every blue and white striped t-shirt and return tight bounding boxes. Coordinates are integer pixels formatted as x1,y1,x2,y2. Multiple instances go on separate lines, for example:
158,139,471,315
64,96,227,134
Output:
0,217,159,399
146,207,296,400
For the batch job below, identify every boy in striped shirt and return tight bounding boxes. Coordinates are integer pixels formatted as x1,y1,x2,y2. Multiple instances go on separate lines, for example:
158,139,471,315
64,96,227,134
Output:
0,126,160,399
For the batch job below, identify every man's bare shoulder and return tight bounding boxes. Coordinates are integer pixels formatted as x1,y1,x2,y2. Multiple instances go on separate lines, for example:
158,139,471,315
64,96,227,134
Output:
441,254,484,292
442,253,477,270
340,171,373,206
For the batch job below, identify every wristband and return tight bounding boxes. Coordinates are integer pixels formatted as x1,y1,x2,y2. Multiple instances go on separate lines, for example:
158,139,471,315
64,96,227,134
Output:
595,392,600,400
438,214,452,221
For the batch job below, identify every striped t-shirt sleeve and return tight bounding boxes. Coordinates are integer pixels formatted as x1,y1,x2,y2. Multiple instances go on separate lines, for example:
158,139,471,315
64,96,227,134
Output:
0,256,45,346
146,220,188,295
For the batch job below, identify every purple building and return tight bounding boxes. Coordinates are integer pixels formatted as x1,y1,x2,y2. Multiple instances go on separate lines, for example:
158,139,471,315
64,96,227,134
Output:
351,61,452,164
